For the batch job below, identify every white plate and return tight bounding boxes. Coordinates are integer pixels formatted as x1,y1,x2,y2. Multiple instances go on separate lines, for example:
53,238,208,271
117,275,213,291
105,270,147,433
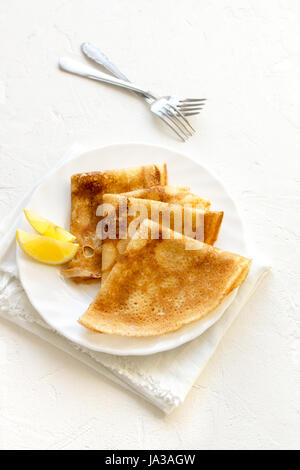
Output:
17,143,247,356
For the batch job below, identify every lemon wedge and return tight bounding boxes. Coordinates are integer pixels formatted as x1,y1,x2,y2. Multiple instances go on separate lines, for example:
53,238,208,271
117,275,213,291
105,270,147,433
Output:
16,230,79,265
24,209,76,243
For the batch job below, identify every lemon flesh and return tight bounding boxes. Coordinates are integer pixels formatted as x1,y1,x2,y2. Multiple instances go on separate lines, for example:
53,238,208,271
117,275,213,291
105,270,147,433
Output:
16,230,79,265
24,209,76,243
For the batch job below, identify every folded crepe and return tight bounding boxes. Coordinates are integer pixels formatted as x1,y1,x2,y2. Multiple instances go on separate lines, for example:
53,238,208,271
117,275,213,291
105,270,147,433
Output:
79,220,251,336
100,194,223,283
61,163,167,281
120,185,210,210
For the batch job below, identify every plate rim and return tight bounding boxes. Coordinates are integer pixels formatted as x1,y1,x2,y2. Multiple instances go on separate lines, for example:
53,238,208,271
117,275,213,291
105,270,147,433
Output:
16,142,247,356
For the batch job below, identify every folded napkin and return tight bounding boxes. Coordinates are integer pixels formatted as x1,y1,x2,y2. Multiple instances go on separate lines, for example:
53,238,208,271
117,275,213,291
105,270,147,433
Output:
0,144,270,414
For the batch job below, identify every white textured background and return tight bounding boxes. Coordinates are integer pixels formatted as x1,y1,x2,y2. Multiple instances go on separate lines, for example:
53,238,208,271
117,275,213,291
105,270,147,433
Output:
0,0,300,450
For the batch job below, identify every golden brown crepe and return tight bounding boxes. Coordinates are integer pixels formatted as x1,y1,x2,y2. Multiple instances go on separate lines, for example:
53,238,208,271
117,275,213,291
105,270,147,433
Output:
61,163,167,281
100,194,223,283
120,185,210,210
79,220,251,337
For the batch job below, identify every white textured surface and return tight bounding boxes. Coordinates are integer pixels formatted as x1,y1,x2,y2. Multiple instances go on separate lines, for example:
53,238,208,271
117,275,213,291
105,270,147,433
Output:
0,0,299,450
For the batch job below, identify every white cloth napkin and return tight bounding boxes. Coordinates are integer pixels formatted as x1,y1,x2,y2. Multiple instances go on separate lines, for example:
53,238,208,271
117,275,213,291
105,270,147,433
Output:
0,144,270,414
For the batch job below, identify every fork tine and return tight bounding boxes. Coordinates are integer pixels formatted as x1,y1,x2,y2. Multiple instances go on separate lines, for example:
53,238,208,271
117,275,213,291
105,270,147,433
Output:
178,102,205,108
157,112,187,142
180,111,202,117
179,98,207,103
178,105,204,112
178,101,206,109
164,109,192,137
176,111,199,117
166,104,195,135
179,103,205,109
178,101,206,108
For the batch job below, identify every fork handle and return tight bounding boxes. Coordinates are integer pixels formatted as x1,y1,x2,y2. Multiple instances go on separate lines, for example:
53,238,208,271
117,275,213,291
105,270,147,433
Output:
81,42,150,101
81,42,130,82
59,57,154,98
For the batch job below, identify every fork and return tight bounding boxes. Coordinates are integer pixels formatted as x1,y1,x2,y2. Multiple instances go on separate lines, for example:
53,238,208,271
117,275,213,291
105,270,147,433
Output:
81,42,206,117
59,57,195,141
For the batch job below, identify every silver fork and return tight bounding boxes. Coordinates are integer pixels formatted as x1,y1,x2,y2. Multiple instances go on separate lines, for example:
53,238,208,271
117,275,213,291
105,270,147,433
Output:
59,57,195,141
81,42,206,117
